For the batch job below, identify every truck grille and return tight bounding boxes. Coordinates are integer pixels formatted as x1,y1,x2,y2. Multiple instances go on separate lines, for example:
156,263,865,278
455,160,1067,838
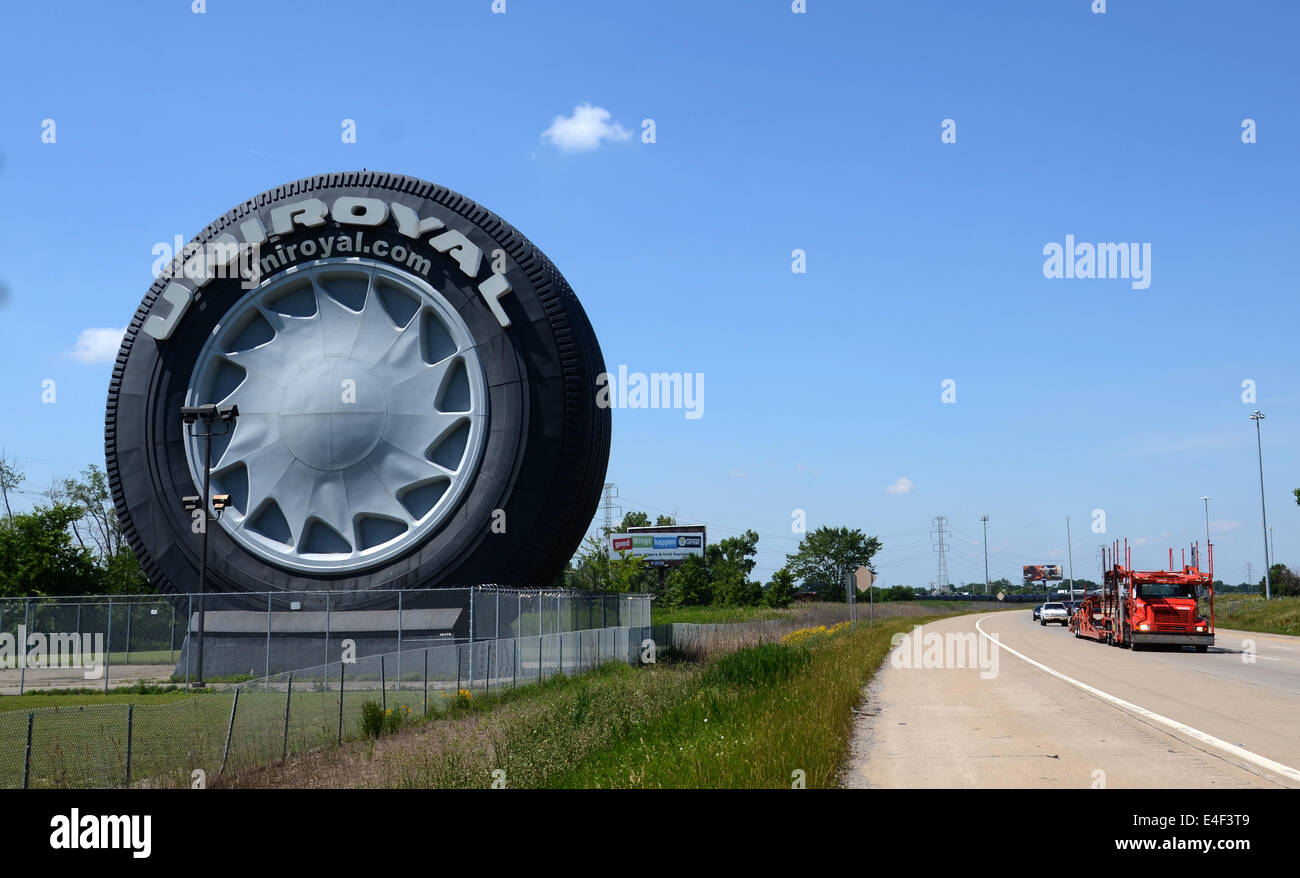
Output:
1151,605,1193,630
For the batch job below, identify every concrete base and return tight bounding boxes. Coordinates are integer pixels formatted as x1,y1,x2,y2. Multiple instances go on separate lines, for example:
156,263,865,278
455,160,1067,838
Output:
174,607,463,678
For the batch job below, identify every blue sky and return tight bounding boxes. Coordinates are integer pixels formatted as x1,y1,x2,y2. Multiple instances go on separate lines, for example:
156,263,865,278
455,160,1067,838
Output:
0,0,1296,588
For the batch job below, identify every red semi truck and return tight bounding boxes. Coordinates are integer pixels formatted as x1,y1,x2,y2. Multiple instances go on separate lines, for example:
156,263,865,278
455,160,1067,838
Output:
1071,540,1214,652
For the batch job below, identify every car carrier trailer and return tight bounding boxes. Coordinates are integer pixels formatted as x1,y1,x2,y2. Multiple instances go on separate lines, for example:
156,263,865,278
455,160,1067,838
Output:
1070,539,1214,652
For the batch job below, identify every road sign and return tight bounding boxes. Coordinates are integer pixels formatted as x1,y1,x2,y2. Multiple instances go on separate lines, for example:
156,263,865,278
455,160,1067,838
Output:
854,566,875,593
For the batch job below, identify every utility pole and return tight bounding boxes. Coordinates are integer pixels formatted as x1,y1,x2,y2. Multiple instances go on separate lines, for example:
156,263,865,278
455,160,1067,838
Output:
1250,411,1271,600
1066,516,1075,602
1201,496,1212,572
980,515,990,594
931,516,950,593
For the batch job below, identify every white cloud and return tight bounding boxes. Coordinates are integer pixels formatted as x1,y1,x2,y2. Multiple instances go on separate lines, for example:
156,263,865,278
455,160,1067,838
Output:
541,103,631,153
885,477,914,495
69,327,126,364
728,468,750,479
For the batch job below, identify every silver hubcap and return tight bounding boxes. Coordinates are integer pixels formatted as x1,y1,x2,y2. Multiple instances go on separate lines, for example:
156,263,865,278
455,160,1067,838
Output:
185,258,489,574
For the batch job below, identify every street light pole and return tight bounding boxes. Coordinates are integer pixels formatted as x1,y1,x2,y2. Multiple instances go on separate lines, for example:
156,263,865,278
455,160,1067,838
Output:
1250,411,1271,600
182,404,239,687
197,425,212,685
1066,516,1075,602
980,515,990,595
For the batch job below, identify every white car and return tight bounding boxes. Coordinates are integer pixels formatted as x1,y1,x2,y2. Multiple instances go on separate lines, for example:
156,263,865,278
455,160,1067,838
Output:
1039,602,1070,627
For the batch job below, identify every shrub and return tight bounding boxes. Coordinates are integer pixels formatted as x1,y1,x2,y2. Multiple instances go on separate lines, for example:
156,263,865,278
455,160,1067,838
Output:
360,700,385,739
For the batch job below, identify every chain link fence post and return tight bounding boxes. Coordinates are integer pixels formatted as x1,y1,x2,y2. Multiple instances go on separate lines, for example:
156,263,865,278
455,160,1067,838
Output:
220,688,239,777
23,712,34,789
185,594,193,688
397,591,403,697
423,649,428,716
125,703,134,787
103,596,113,693
381,655,387,712
265,594,272,681
282,673,292,763
337,661,345,746
19,597,30,695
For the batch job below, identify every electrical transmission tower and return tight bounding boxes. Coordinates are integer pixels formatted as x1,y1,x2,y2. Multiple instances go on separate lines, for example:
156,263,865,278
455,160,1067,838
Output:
1245,562,1254,585
931,515,950,592
597,483,621,558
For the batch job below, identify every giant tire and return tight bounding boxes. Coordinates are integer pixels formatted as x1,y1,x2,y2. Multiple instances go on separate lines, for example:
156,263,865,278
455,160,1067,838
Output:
106,171,610,600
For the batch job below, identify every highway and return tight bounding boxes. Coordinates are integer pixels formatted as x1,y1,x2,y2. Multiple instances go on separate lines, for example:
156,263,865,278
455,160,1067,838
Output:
846,609,1300,788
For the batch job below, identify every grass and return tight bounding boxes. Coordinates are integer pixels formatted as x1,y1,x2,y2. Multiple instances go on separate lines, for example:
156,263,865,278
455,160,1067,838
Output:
1207,594,1300,636
552,617,930,788
379,614,946,789
0,687,202,713
651,604,787,625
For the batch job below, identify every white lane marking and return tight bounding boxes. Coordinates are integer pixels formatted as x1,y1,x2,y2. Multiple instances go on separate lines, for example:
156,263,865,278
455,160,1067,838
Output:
976,615,1300,785
1263,644,1294,651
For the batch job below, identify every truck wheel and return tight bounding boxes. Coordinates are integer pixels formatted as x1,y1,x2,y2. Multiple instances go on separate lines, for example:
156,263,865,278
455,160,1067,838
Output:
106,171,611,600
1039,619,1046,627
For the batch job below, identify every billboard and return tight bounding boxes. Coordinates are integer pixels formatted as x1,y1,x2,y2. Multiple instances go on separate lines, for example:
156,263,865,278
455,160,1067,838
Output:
610,531,705,565
1023,564,1064,583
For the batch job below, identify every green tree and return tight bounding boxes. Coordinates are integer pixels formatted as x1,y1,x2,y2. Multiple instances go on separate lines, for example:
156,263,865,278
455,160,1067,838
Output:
764,567,797,608
0,504,101,596
608,511,651,535
785,526,881,602
706,529,759,578
662,554,712,607
654,514,677,526
608,549,649,593
1264,563,1300,597
567,534,657,593
101,545,153,594
0,452,23,520
711,557,762,606
50,465,124,557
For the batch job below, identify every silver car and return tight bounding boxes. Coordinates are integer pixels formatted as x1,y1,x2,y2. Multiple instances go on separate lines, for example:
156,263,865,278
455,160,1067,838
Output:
1039,602,1070,627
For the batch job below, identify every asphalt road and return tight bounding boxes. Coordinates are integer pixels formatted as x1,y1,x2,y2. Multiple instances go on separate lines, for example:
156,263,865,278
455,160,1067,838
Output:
846,610,1300,788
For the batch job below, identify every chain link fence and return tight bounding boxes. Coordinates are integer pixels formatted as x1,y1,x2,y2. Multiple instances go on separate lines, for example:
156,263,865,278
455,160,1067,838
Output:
0,587,650,788
0,587,651,693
